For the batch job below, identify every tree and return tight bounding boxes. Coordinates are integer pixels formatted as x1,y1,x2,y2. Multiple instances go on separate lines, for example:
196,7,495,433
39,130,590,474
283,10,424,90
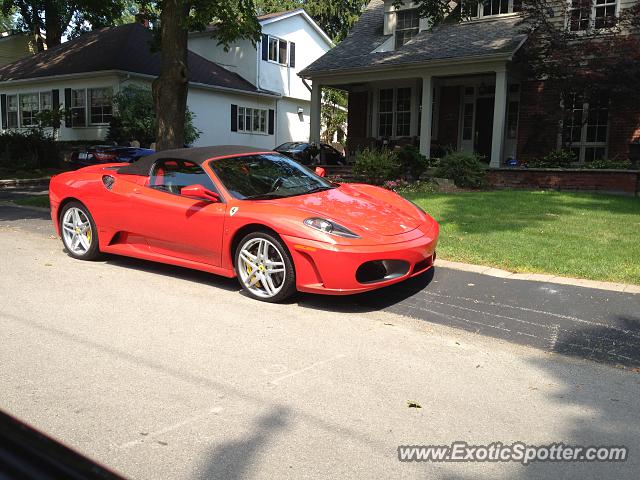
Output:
152,0,261,150
107,85,200,146
321,88,347,143
1,0,125,51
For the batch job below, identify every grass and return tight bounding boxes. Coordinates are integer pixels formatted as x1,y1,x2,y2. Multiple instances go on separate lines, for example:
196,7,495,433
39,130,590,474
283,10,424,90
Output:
13,195,50,208
402,190,640,285
0,167,65,180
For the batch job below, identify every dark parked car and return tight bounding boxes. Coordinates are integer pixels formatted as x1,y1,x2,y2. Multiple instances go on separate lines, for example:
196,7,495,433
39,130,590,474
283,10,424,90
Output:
70,145,155,170
275,142,345,166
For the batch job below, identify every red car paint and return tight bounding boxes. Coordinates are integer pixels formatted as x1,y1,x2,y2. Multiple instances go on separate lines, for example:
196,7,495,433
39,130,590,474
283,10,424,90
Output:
49,153,439,295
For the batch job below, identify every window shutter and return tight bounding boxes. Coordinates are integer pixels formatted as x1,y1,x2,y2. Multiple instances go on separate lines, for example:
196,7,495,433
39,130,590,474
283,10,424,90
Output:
261,34,268,61
1,94,6,130
52,90,60,128
289,42,295,68
268,109,275,135
64,88,72,127
231,104,238,132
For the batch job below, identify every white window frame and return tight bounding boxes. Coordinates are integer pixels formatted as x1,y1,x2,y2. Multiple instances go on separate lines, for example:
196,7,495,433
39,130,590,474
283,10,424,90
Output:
70,89,87,128
563,93,609,163
39,92,52,112
471,0,522,18
237,106,268,134
88,87,113,125
395,9,419,49
19,92,40,128
377,87,413,139
6,94,19,129
567,0,619,32
267,35,288,66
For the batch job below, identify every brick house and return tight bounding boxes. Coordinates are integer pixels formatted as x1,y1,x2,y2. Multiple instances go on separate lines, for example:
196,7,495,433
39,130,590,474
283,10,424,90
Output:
300,0,640,166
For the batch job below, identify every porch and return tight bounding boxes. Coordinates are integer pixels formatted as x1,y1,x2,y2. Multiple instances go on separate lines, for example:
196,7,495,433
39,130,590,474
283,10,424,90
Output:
308,64,521,167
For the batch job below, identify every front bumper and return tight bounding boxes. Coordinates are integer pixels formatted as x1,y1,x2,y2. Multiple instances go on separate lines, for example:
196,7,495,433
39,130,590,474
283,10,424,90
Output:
282,223,439,295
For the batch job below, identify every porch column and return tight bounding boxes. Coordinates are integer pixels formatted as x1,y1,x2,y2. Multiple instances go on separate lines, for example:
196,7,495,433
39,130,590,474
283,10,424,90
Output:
419,75,433,158
310,82,322,145
490,68,508,168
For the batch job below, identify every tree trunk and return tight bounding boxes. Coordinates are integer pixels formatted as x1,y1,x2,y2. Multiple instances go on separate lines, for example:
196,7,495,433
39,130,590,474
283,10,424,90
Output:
153,0,190,151
44,0,63,49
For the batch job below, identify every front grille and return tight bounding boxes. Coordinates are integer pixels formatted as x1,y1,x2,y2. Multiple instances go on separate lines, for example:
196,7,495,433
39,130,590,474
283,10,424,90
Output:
356,260,410,284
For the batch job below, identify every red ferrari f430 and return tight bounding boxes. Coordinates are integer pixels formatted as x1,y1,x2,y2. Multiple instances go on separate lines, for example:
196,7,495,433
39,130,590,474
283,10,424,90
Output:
49,146,439,302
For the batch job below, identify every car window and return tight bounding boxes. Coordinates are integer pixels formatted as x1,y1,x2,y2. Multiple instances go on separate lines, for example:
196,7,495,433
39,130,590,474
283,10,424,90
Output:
149,159,217,196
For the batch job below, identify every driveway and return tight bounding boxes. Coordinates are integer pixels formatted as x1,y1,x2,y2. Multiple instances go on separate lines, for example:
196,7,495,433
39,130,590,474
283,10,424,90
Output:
1,204,639,480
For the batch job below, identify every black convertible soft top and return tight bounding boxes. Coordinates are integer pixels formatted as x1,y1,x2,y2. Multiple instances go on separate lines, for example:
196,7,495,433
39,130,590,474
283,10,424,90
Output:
117,145,272,176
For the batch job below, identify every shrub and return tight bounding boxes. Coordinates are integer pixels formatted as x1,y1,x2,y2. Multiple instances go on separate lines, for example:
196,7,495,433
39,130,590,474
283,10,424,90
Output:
396,144,431,180
527,149,576,168
383,178,436,194
0,130,62,170
353,148,401,184
107,86,201,146
583,158,632,170
433,151,486,188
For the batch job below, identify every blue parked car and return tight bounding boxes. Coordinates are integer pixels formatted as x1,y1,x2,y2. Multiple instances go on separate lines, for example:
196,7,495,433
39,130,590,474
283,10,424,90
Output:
70,145,155,169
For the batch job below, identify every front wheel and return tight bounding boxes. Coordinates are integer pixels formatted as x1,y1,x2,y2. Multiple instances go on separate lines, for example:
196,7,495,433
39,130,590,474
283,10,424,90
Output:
59,201,101,260
235,232,296,303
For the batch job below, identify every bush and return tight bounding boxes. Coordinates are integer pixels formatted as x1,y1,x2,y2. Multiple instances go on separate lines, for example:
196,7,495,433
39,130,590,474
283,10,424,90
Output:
583,158,633,169
433,151,486,188
527,149,576,168
0,130,62,170
396,144,431,180
107,86,201,146
383,178,436,194
353,148,401,184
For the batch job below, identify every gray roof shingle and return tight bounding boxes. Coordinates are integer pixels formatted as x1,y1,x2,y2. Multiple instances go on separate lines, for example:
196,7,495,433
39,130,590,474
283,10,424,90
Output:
300,0,528,77
0,23,263,94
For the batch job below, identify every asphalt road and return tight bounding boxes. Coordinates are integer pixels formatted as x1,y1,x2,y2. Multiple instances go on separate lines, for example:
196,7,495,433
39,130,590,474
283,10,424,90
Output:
1,204,639,480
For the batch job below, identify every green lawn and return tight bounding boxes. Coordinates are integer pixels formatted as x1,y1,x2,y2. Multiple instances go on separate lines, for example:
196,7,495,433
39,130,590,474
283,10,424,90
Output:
403,190,640,285
13,195,50,208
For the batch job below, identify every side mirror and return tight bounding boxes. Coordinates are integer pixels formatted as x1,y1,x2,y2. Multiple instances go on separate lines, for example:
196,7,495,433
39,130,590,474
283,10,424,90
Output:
180,184,220,202
315,166,326,177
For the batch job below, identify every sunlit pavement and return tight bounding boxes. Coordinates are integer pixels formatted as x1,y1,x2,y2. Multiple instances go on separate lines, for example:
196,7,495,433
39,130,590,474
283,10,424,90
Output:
1,204,639,480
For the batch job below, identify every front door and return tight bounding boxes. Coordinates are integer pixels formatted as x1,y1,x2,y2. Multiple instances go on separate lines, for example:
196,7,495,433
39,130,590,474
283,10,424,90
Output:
474,97,494,162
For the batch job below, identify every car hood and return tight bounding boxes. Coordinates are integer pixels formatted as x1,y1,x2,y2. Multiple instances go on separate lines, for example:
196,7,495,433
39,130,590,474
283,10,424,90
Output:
276,184,421,236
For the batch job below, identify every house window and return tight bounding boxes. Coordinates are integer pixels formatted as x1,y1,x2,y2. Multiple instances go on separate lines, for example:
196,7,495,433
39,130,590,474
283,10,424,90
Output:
40,92,52,111
396,87,411,137
237,106,267,134
378,88,394,137
569,0,617,31
89,88,113,124
20,93,40,127
471,0,522,17
462,102,474,141
70,89,86,127
6,95,18,128
395,9,419,48
563,93,609,163
267,36,288,65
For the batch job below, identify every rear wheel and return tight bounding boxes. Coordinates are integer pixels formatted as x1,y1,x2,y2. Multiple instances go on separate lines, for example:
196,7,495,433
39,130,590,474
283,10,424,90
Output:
235,232,296,302
59,201,100,260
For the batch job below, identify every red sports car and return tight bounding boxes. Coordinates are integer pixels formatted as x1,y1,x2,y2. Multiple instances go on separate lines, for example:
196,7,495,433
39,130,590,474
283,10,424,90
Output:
49,146,439,302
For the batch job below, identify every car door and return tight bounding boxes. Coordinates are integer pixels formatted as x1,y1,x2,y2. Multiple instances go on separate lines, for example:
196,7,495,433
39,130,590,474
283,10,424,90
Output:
127,158,227,266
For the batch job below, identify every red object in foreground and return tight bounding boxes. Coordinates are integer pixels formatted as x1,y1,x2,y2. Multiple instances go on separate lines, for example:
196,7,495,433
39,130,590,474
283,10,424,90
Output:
49,146,439,302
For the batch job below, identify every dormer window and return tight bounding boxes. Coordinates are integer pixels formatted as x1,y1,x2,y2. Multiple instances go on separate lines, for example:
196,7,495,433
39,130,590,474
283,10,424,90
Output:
470,0,522,18
395,9,419,48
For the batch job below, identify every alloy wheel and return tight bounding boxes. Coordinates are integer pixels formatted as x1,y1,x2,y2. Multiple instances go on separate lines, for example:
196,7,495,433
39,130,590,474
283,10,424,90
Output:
237,238,286,299
61,207,93,256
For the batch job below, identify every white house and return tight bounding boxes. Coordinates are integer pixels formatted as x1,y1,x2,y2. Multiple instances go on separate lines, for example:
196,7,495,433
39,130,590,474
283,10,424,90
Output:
0,11,332,149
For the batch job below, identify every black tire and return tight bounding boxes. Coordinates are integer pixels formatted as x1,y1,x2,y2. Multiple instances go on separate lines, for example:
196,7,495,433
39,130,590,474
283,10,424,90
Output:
234,231,296,303
59,201,101,261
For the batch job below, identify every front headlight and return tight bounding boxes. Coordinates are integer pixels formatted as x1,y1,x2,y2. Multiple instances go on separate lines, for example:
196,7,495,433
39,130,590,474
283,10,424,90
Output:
304,217,360,238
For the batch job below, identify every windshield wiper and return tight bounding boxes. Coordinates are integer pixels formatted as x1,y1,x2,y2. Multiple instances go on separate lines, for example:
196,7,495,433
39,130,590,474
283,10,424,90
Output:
244,193,285,200
304,186,335,195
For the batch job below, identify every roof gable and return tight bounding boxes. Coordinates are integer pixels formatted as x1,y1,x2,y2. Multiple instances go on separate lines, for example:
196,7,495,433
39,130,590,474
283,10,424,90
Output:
300,0,528,77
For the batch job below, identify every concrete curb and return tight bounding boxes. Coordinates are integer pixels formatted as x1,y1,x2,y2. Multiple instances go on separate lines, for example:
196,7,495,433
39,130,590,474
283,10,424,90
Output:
436,259,640,294
0,177,51,188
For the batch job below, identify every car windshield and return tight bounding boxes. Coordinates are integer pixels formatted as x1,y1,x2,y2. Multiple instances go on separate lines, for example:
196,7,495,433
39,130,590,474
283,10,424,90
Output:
277,142,306,151
209,153,335,200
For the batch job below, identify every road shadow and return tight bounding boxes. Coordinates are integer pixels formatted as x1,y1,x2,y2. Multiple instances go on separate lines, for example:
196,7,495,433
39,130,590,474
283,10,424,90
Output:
195,406,290,480
102,254,241,293
0,205,50,221
436,326,640,480
294,267,436,313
